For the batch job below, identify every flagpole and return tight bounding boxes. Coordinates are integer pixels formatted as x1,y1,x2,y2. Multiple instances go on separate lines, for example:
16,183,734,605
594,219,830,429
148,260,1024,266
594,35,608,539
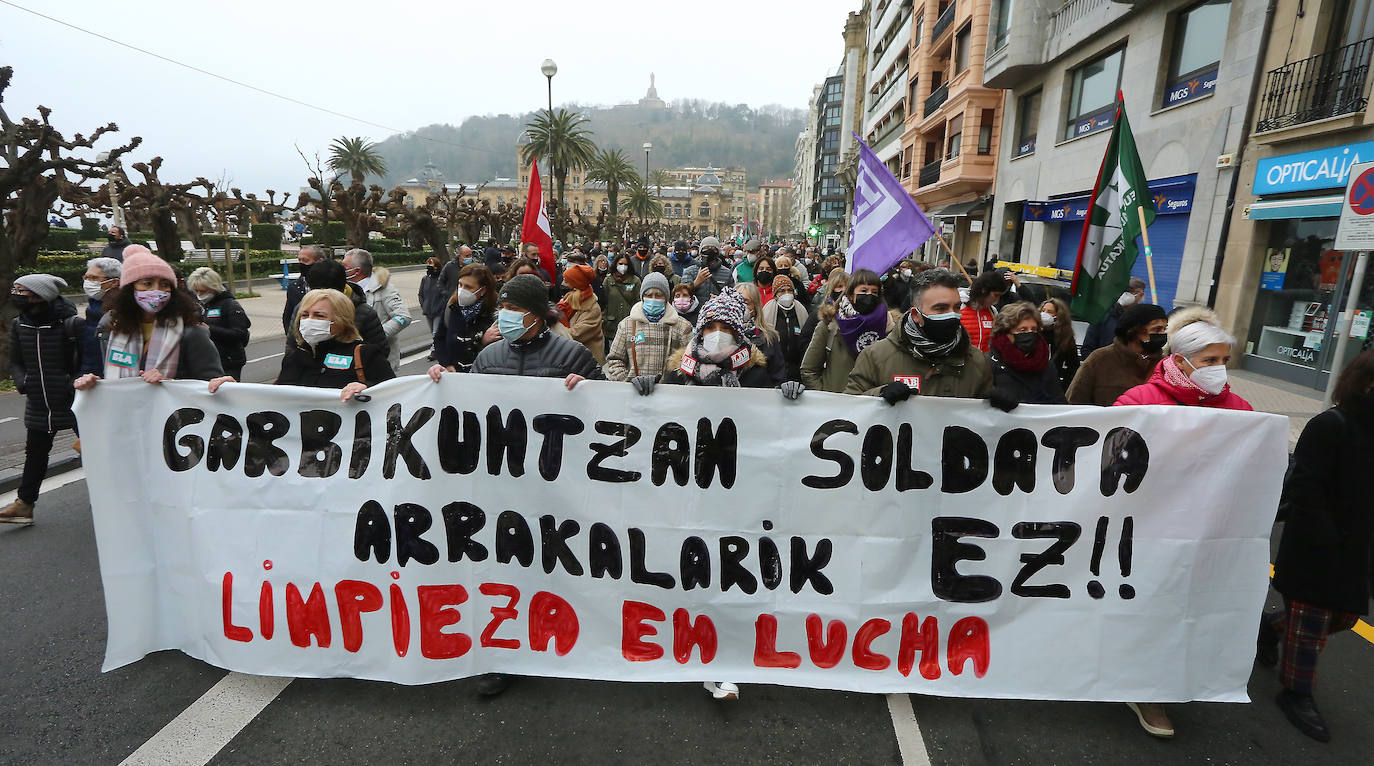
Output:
1136,206,1159,304
933,228,973,282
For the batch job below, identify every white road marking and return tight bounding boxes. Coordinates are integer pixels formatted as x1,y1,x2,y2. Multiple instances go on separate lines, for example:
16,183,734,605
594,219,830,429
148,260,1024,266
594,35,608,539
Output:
398,349,431,368
0,467,86,506
120,673,292,766
886,693,932,766
245,352,284,364
0,416,17,425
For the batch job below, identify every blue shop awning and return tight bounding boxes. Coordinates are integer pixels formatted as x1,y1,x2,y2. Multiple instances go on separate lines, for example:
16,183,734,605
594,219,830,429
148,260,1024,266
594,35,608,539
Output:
1023,174,1196,222
1244,195,1343,220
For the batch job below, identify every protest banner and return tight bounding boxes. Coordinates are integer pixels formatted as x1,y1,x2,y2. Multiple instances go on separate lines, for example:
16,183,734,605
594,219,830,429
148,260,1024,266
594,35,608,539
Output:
76,375,1287,701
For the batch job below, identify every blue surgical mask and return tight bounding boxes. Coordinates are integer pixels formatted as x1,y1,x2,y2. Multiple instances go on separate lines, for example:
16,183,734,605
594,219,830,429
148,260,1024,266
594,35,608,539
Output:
497,308,530,341
642,297,666,321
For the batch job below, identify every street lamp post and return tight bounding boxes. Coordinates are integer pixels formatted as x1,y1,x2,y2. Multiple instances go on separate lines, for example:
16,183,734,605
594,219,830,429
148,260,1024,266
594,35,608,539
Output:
540,59,557,115
642,142,652,183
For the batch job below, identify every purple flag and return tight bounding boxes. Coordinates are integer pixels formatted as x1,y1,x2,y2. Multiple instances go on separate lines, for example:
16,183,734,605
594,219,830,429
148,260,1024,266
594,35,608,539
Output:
848,133,936,275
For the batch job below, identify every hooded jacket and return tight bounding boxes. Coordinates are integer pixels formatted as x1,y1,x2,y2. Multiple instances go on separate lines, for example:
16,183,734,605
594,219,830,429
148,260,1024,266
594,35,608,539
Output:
10,298,82,431
603,301,693,381
843,327,993,398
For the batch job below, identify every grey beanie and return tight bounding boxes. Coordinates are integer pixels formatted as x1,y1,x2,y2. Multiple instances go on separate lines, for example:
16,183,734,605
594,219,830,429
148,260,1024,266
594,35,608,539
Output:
640,271,670,298
14,274,68,302
699,236,722,251
497,274,551,316
743,238,762,253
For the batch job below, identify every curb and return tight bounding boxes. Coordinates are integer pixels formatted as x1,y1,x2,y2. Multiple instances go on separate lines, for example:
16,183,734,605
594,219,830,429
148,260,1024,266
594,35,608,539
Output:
6,338,433,491
0,451,80,494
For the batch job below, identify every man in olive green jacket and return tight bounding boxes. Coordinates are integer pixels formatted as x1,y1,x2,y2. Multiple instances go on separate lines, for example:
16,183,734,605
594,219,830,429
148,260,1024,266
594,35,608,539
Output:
844,268,995,402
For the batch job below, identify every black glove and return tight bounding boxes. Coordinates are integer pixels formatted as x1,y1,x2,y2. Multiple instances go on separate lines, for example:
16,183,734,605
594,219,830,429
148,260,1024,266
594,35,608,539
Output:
988,389,1020,412
880,380,912,405
631,375,658,396
779,381,805,400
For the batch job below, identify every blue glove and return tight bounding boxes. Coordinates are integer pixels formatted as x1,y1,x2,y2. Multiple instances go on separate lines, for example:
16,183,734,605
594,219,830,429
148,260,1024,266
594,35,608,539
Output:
779,381,805,400
631,375,657,396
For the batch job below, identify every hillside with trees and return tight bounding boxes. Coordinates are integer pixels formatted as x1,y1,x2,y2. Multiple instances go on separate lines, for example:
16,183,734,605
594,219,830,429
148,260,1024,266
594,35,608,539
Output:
374,100,806,191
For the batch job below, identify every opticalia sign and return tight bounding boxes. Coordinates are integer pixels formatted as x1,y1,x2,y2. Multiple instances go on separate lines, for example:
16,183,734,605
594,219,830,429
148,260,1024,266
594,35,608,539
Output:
1253,140,1374,195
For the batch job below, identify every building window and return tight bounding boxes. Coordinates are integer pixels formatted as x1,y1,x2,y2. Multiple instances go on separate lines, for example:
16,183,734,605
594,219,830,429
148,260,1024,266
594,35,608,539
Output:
821,154,838,173
824,79,843,102
992,0,1013,52
821,177,841,196
824,106,841,127
699,205,710,217
977,108,996,154
954,24,971,75
1014,90,1040,157
1163,0,1229,107
946,129,962,159
1064,47,1124,140
822,130,840,150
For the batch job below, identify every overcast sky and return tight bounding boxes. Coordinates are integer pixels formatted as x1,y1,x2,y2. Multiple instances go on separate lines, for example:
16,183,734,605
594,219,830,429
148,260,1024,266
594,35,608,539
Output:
1,0,851,206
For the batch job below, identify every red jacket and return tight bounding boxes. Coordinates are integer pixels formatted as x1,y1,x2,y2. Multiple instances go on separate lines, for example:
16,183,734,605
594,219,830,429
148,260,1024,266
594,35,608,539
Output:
1113,362,1253,410
960,305,996,353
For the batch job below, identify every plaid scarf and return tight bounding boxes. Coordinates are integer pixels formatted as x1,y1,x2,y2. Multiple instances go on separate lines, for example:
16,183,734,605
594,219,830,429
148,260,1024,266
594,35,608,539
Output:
104,318,183,379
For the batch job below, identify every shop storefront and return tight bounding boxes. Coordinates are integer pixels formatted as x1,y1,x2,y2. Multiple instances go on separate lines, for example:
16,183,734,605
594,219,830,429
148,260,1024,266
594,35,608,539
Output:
1241,142,1374,389
1020,174,1197,310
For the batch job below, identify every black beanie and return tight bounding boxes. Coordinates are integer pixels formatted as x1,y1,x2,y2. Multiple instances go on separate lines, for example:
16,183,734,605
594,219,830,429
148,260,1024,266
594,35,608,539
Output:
498,274,551,316
1115,302,1167,339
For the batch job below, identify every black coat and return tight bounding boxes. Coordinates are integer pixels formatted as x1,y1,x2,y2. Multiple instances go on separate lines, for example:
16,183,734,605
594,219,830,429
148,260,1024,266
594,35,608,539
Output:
472,330,604,379
201,290,251,372
433,303,495,373
10,299,82,432
277,336,395,389
285,282,388,357
1273,405,1374,614
988,349,1067,405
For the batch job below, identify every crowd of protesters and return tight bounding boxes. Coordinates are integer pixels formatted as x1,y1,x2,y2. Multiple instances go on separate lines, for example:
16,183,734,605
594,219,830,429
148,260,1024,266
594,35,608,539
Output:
1,232,1369,744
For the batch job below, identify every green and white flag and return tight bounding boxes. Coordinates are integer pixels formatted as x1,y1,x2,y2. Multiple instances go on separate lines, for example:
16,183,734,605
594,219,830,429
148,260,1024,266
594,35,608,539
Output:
1070,92,1153,325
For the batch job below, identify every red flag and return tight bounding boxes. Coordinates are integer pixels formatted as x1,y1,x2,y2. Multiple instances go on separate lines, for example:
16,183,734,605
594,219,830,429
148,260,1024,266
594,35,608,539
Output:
521,159,556,278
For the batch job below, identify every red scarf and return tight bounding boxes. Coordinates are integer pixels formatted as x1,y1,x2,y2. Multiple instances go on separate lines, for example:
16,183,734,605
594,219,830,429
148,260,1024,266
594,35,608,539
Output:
990,333,1049,373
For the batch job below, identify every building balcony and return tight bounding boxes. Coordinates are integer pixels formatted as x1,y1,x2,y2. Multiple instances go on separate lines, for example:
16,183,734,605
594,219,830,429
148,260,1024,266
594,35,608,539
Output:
918,160,942,188
866,64,909,121
924,83,949,118
1255,37,1374,133
930,2,956,44
1043,0,1134,65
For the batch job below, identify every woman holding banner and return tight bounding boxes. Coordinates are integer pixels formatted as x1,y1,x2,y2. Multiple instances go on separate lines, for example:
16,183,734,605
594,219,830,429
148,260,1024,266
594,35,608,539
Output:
1112,308,1251,739
428,264,499,376
277,288,395,400
800,269,892,394
987,302,1066,406
1259,349,1374,742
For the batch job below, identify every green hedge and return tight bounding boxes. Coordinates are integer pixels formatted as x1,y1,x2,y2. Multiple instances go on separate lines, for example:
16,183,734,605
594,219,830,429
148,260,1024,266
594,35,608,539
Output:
129,230,156,242
194,233,250,249
42,228,81,251
251,223,283,250
367,237,407,252
80,218,101,239
302,221,346,246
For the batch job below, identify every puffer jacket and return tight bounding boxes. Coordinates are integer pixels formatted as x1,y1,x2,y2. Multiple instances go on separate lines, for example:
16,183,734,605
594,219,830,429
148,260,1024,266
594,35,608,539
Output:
201,290,251,375
683,259,735,304
472,329,605,379
659,345,774,388
603,302,693,381
960,304,997,353
843,327,993,399
10,299,82,431
601,273,641,343
362,268,413,372
1113,362,1253,409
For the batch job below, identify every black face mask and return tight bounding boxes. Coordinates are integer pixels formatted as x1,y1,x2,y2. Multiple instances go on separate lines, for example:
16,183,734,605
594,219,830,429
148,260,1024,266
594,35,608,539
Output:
426,266,439,276
1013,331,1040,354
1141,332,1167,353
9,294,35,311
755,270,775,284
852,293,881,315
703,250,720,264
107,233,120,242
298,261,313,282
919,312,962,344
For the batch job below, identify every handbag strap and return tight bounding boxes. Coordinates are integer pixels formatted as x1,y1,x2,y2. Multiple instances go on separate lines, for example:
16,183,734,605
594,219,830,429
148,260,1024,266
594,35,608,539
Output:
353,343,367,385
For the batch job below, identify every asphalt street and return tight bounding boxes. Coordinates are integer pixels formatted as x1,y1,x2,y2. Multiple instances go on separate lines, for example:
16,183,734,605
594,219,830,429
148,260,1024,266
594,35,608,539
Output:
0,347,1370,765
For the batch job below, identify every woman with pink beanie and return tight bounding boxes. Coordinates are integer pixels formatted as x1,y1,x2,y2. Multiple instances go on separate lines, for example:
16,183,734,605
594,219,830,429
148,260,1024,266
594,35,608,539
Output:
72,246,232,393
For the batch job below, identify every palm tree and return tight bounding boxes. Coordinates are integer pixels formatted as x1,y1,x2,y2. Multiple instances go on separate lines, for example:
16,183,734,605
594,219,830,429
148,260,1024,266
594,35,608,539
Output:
520,109,597,208
621,179,663,223
584,147,637,219
648,168,672,198
328,137,388,186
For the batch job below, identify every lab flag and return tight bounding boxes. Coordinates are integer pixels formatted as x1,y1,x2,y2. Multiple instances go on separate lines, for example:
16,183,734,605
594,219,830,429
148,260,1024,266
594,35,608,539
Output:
1070,93,1154,324
521,159,557,278
848,134,937,276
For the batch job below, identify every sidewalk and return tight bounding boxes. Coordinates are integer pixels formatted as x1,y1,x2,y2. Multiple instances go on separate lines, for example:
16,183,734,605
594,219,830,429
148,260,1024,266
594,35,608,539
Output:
1228,369,1324,449
239,264,426,342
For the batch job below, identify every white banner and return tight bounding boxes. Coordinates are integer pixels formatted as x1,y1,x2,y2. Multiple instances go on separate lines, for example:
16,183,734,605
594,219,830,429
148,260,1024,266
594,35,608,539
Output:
77,375,1287,701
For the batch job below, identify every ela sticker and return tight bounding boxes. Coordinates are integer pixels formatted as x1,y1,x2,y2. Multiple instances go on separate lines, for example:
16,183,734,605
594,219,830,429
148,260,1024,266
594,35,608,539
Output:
323,353,353,370
108,349,138,369
206,308,222,318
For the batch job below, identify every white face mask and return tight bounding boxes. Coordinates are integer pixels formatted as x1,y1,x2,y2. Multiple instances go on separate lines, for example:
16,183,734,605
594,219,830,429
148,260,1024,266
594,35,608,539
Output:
1118,291,1140,307
958,287,971,305
83,280,109,300
455,287,479,307
299,318,334,346
1184,357,1228,395
777,293,795,308
1040,311,1055,328
701,330,735,355
616,264,628,275
900,268,913,278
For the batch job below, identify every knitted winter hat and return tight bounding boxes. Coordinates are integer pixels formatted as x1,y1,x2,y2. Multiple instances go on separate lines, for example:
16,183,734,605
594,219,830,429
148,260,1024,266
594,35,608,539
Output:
498,274,551,316
119,248,177,288
695,289,755,345
771,273,795,294
699,236,722,251
640,271,670,298
1115,302,1168,340
562,264,595,291
14,273,67,302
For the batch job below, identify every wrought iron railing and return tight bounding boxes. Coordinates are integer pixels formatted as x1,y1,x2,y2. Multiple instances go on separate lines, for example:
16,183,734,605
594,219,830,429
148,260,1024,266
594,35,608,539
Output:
918,160,942,188
924,82,949,117
931,2,956,43
1047,0,1108,38
1255,37,1374,132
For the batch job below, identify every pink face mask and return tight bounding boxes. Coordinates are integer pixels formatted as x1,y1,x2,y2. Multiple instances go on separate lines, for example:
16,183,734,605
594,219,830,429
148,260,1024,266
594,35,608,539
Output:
134,289,171,313
673,297,691,310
